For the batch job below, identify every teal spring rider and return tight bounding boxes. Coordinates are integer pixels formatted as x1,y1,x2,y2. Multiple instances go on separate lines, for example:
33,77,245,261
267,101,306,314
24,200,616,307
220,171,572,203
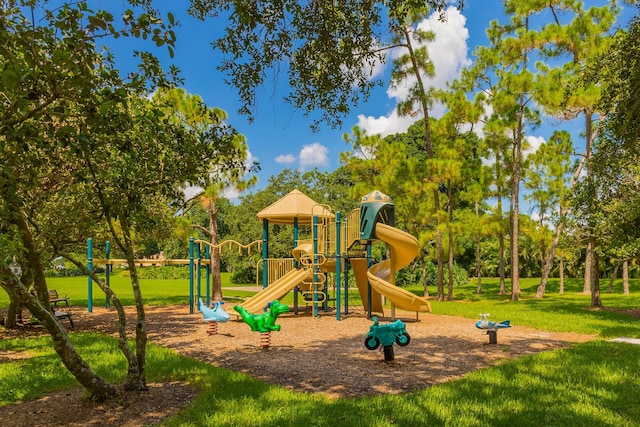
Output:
364,317,411,361
475,313,511,344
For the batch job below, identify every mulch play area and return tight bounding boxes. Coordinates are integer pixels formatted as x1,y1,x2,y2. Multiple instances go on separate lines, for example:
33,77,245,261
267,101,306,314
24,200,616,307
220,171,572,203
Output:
1,304,596,426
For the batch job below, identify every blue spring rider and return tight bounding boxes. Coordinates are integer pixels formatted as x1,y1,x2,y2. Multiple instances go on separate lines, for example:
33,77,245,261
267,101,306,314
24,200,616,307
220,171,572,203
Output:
364,317,411,361
198,298,230,335
198,298,230,322
475,313,510,344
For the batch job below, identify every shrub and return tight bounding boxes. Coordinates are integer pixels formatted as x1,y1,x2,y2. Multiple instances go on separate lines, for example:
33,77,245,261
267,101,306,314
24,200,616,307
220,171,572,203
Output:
44,268,83,277
231,266,257,284
120,266,190,280
397,260,469,287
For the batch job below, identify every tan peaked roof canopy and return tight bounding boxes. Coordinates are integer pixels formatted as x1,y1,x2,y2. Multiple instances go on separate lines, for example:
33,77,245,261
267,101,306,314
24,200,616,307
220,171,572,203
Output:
256,189,333,225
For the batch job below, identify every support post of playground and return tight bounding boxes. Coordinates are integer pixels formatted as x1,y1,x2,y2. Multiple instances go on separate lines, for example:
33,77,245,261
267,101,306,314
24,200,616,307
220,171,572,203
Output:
196,242,202,307
262,219,268,289
312,215,319,318
87,238,93,313
366,244,372,319
293,217,299,315
189,237,194,314
205,244,211,304
335,212,341,321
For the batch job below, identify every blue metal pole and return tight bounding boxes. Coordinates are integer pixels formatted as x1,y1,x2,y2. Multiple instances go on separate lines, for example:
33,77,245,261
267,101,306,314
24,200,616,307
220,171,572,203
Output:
262,219,268,289
367,244,372,319
105,241,111,309
196,242,201,304
87,238,93,313
189,237,194,314
293,217,299,267
336,212,341,321
205,244,211,304
313,215,319,317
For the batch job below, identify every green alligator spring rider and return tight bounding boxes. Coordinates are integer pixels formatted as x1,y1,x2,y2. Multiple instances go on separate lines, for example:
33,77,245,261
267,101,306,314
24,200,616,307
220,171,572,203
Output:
233,300,290,333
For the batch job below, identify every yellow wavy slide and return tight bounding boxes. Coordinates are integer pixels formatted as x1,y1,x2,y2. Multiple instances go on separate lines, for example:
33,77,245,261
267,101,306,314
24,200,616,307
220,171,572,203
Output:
239,243,314,314
367,223,432,313
238,268,312,314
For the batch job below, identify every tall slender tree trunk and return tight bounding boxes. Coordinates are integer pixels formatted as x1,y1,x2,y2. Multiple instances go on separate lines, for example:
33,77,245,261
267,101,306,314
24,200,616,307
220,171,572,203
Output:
589,237,602,307
584,240,594,294
2,202,117,401
496,151,507,295
559,258,565,294
422,252,429,297
608,262,620,293
583,113,597,295
537,112,599,298
623,259,630,295
208,198,223,301
120,217,148,391
476,202,482,294
447,180,454,301
510,128,522,301
402,28,445,301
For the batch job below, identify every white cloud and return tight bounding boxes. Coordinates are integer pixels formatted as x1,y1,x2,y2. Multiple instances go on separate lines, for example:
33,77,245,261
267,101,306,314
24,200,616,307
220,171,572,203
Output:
525,135,545,156
356,110,415,137
357,7,471,137
275,153,296,164
299,142,329,170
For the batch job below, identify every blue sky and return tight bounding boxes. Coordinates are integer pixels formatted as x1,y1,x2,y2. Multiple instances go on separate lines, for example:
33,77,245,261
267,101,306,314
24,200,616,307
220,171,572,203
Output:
103,1,636,203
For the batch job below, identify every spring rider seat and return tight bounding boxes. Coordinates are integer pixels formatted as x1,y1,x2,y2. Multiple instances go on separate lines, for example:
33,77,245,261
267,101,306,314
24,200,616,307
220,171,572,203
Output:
234,300,289,348
475,313,511,344
364,317,411,361
198,298,230,335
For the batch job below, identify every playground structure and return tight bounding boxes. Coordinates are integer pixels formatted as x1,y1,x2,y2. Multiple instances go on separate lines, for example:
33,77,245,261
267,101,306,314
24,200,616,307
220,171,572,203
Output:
87,237,262,314
232,189,432,320
475,313,511,344
87,189,432,321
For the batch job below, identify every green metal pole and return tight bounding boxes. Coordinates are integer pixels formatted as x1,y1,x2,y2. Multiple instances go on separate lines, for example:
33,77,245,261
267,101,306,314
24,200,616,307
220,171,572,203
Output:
205,244,210,304
189,237,194,314
262,219,268,289
367,244,372,319
105,241,111,309
313,215,319,317
87,238,93,313
196,242,201,303
336,212,341,321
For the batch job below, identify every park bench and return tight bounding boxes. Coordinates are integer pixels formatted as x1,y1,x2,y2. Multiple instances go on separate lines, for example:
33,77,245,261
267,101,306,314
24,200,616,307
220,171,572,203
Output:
48,289,69,307
52,307,74,329
48,290,73,328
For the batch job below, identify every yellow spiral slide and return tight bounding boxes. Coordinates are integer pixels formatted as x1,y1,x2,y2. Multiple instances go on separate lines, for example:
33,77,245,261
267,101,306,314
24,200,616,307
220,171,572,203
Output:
367,223,432,313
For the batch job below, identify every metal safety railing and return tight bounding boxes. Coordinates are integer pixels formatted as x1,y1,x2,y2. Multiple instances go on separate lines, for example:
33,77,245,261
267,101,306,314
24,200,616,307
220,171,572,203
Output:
256,258,296,286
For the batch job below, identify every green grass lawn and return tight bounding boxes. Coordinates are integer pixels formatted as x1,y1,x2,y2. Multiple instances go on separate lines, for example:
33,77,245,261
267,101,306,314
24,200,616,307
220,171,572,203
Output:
2,274,640,426
0,271,254,308
1,335,639,426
